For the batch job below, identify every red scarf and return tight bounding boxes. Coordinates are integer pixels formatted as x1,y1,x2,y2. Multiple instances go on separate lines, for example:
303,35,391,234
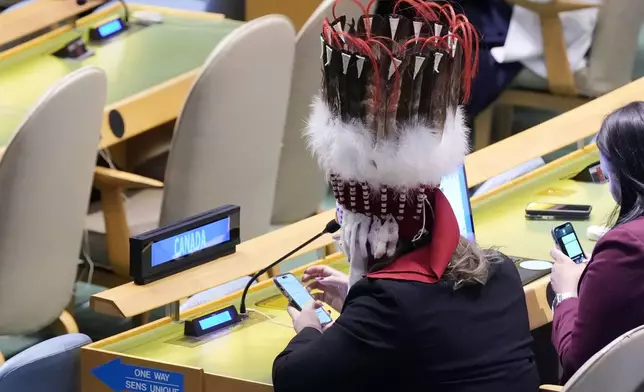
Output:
366,190,460,283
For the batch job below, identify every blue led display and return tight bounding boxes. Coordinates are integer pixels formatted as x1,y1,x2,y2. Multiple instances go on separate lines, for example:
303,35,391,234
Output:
440,165,475,242
198,310,232,330
151,217,231,267
97,19,124,37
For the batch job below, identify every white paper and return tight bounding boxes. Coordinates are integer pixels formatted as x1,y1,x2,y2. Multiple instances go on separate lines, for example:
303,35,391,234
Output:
490,3,599,78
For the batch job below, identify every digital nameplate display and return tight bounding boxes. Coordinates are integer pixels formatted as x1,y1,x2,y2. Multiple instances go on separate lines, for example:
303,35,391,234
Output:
130,205,240,284
89,18,127,42
151,217,231,267
184,305,241,337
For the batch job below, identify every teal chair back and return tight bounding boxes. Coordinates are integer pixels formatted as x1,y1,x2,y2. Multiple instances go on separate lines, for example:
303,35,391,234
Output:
0,334,91,392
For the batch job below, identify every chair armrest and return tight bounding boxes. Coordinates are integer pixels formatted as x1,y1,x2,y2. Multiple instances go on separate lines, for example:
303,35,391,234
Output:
540,384,564,392
93,167,163,190
93,167,162,277
505,0,597,15
50,310,79,335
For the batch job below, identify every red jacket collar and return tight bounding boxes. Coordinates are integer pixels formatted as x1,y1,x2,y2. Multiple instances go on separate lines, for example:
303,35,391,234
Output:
366,189,460,283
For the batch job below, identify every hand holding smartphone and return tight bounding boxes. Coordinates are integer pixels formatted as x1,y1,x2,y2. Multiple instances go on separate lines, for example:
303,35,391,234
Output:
551,222,586,263
274,273,333,326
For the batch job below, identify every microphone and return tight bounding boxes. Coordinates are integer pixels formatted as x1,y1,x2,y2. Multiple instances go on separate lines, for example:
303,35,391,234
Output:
116,0,129,23
238,219,341,316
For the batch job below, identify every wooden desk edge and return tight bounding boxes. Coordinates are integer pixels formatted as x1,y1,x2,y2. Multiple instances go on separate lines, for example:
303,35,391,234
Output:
97,5,228,148
91,210,336,318
1,4,229,150
91,130,580,319
465,77,644,187
0,0,103,49
88,252,346,349
471,144,598,204
85,252,551,371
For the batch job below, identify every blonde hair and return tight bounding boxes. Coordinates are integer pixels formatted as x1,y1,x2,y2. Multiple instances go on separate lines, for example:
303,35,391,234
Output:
443,237,502,290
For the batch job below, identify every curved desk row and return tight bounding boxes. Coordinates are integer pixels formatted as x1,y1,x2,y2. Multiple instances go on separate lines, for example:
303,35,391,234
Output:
81,141,609,391
0,0,103,49
0,2,240,159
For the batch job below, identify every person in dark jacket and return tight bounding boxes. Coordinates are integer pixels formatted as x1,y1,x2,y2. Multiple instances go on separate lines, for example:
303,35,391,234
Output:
550,101,644,382
272,2,538,391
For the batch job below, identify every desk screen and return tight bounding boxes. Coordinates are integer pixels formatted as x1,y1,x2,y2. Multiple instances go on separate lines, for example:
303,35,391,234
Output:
97,19,125,38
440,165,475,241
151,217,231,267
198,310,233,330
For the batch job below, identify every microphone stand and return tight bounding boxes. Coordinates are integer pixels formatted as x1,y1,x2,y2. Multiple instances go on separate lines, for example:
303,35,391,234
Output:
238,220,341,316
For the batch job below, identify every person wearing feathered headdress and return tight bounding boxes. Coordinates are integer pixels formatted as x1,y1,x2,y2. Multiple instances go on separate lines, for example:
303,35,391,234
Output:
273,1,538,391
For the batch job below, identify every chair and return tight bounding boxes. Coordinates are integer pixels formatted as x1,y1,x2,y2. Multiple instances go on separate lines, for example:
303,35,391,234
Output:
0,67,107,358
86,15,296,278
540,324,644,392
0,334,91,392
475,0,644,150
271,0,365,224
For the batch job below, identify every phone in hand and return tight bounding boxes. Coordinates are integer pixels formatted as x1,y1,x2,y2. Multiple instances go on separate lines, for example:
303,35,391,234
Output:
551,222,586,263
526,202,592,221
274,273,332,326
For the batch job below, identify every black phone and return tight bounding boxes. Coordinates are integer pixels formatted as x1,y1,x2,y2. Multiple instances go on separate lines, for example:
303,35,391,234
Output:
551,222,586,263
525,202,592,221
274,273,332,325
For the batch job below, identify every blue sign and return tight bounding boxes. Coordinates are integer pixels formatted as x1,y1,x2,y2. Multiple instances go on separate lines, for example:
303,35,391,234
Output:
92,359,184,392
199,309,233,329
98,19,125,37
151,217,231,267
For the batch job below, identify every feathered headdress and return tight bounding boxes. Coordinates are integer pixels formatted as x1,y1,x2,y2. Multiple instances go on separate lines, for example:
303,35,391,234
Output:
306,0,479,265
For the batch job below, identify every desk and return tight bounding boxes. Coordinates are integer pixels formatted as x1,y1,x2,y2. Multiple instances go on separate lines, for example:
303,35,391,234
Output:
464,76,644,187
80,144,611,392
0,3,240,157
0,0,103,49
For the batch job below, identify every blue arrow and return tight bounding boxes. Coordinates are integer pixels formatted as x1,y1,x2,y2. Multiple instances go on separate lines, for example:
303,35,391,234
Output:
92,359,184,392
91,359,126,391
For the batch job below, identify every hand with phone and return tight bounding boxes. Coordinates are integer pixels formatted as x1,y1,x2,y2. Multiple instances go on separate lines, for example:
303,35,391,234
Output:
274,273,333,332
286,300,326,333
302,265,348,313
550,222,588,294
551,222,586,263
550,249,587,294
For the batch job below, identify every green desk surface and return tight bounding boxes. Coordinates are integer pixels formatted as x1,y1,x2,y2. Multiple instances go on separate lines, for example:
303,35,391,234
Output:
0,12,241,148
472,147,612,261
101,258,350,385
95,147,613,385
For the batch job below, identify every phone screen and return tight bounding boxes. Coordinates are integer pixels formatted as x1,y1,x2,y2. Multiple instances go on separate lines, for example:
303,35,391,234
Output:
553,223,585,263
276,274,332,325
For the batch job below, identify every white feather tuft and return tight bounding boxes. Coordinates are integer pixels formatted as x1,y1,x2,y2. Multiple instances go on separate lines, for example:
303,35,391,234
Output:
304,95,470,189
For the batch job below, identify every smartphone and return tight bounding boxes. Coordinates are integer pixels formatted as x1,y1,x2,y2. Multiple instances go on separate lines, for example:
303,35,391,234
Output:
525,202,592,221
551,222,586,263
274,273,333,325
